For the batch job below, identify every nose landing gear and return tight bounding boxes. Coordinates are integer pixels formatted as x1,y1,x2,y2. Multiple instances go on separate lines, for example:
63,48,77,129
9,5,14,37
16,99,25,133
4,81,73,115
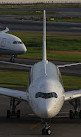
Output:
42,123,51,135
10,55,15,63
41,120,51,135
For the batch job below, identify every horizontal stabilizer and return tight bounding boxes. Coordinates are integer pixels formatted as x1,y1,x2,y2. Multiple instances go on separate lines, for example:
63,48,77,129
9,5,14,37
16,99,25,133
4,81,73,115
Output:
0,61,32,68
58,62,81,68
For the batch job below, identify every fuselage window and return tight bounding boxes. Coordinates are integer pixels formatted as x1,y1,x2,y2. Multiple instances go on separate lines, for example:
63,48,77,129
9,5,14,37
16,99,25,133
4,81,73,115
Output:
35,92,58,99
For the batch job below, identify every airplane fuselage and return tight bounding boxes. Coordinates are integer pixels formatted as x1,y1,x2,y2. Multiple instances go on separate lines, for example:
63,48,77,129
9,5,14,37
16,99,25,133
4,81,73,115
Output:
28,61,65,118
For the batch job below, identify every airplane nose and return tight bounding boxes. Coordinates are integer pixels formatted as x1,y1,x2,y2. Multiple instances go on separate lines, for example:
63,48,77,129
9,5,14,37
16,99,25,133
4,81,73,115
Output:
22,45,27,53
39,102,53,118
44,107,52,118
20,44,27,54
43,108,51,118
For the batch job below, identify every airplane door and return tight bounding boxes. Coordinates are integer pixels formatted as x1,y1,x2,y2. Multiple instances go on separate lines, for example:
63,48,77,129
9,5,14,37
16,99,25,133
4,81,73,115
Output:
1,38,6,48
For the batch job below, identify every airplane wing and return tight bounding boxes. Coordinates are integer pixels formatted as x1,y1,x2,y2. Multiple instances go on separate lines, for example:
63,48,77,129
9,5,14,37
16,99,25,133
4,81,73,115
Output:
0,61,30,102
0,27,9,33
64,90,81,101
57,62,81,101
0,87,29,102
57,62,81,68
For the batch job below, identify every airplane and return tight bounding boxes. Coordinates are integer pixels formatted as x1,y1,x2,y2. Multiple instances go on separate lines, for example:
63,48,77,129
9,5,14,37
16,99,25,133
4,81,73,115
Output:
0,10,81,135
0,27,27,62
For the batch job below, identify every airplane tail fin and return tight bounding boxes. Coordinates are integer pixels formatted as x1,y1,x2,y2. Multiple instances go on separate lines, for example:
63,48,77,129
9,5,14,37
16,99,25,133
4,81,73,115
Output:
0,27,9,33
42,10,47,61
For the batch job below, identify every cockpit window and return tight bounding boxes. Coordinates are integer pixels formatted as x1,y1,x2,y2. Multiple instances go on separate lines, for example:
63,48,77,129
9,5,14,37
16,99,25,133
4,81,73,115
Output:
13,41,17,44
35,92,58,99
13,41,23,44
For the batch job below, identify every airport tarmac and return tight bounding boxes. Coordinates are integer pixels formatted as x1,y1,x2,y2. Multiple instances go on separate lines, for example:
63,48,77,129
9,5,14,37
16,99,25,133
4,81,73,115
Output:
0,7,81,34
0,18,81,35
0,58,81,136
0,7,81,17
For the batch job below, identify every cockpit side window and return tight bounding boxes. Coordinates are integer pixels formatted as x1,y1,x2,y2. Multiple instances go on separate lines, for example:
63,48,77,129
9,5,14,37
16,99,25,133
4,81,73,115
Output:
35,92,58,99
18,41,23,44
13,41,17,44
13,41,23,44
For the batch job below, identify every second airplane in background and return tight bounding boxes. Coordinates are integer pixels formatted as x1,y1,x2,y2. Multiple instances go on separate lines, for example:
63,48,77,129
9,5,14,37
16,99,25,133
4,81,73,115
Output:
0,27,27,62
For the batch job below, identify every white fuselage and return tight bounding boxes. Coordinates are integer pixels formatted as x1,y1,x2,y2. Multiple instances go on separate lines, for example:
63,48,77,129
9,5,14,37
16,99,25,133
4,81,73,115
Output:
28,60,65,118
0,33,27,55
